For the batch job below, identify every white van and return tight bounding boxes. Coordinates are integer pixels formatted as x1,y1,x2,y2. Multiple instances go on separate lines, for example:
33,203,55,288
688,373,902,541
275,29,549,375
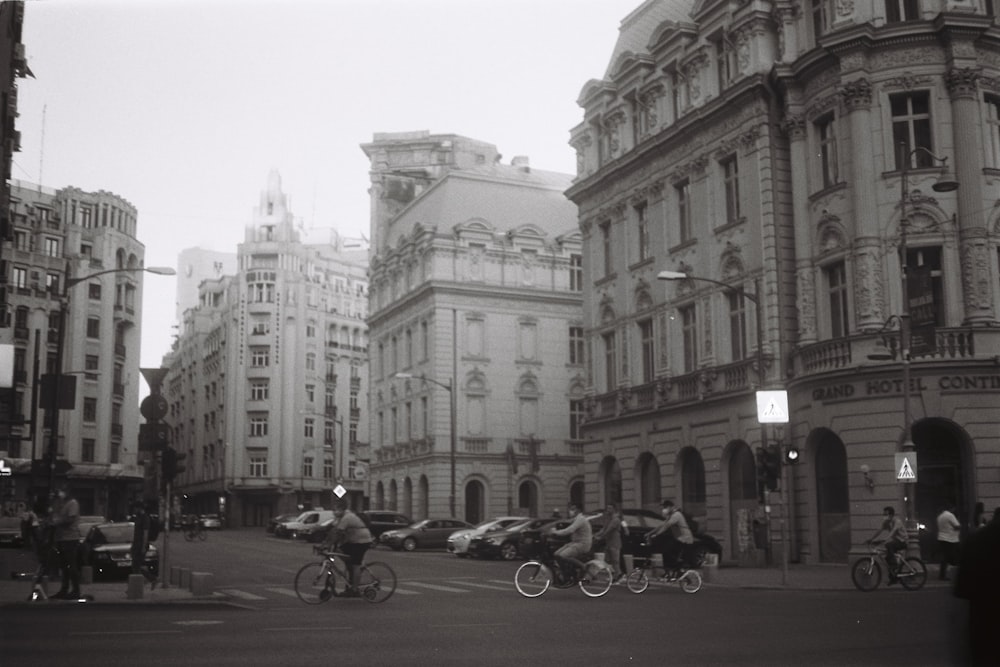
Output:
277,510,334,540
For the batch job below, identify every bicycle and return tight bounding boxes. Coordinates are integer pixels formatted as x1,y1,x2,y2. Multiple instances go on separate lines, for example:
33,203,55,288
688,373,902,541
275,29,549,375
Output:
295,545,397,604
851,540,927,592
183,522,207,542
513,533,614,598
625,542,703,594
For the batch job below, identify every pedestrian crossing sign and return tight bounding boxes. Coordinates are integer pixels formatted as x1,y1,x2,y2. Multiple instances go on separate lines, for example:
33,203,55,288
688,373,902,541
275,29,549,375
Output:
895,453,918,482
756,390,789,424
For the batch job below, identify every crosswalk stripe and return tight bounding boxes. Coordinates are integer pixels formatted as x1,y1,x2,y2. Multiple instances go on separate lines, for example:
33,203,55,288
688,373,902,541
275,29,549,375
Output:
453,581,511,591
403,581,472,593
265,587,301,598
487,579,514,586
220,588,267,600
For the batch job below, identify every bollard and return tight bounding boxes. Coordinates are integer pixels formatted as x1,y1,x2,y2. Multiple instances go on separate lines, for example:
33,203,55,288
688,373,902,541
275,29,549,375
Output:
189,572,214,597
179,568,191,590
80,566,93,585
126,574,145,600
701,553,719,582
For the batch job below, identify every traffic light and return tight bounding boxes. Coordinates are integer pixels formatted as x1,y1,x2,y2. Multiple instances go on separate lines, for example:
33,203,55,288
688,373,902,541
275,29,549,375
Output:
757,444,781,492
161,447,186,482
784,446,801,464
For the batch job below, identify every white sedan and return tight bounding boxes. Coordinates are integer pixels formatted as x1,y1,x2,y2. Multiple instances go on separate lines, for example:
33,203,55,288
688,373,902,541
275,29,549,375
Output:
447,516,530,557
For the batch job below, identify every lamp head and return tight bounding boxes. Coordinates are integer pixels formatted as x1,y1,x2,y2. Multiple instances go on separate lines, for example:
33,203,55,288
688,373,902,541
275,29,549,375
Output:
657,270,687,281
931,161,959,193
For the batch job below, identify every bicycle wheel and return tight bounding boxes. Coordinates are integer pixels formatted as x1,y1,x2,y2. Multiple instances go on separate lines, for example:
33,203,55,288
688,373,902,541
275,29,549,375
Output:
357,561,396,603
294,562,335,605
898,557,927,591
183,530,194,542
514,561,552,598
851,557,881,592
625,568,649,594
678,569,702,594
579,560,613,597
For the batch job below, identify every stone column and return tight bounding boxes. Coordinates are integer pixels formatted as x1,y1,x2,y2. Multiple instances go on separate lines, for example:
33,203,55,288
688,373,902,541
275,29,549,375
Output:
841,77,886,330
946,67,997,324
782,112,817,345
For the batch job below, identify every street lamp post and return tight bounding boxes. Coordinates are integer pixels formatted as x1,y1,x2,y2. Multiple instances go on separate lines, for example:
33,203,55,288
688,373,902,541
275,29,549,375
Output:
895,143,958,530
45,265,175,495
394,372,456,518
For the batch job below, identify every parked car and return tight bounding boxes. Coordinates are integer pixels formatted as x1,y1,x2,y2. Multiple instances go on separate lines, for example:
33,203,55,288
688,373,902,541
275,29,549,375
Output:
80,521,159,581
590,508,723,564
358,511,412,541
447,516,530,557
380,518,473,551
266,513,299,534
199,514,222,530
277,510,334,539
0,516,23,548
469,517,560,560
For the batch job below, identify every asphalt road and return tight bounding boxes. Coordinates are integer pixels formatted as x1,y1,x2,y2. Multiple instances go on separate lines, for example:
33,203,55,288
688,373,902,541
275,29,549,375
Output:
0,529,960,666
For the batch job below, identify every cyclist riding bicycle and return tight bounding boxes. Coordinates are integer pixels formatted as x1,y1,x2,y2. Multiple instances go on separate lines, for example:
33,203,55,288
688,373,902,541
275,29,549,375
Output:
548,503,592,579
645,499,694,575
320,499,373,597
868,505,909,584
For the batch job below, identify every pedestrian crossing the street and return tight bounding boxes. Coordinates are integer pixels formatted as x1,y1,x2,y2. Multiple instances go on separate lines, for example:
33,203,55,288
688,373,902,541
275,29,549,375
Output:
218,578,516,604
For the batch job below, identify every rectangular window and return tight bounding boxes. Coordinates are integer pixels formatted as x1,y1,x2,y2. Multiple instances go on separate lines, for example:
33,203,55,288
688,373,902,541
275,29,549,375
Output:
249,454,268,477
569,254,583,292
83,397,97,422
304,417,315,438
249,414,268,437
728,291,748,360
891,92,933,169
13,267,26,289
714,36,734,90
250,380,269,401
986,96,1000,169
405,328,412,368
680,304,698,373
812,0,832,37
302,457,313,478
87,318,101,339
305,384,314,403
721,154,740,224
420,321,429,360
569,399,585,440
601,222,613,277
885,0,918,23
639,319,655,383
603,331,617,392
88,282,101,300
817,113,839,187
906,245,944,326
826,262,850,338
569,326,585,365
635,202,649,263
323,458,334,480
676,180,692,243
44,237,60,258
250,347,270,368
82,438,95,463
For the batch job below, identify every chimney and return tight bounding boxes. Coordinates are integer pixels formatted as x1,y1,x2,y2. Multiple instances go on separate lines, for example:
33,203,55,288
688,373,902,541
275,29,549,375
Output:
511,155,530,172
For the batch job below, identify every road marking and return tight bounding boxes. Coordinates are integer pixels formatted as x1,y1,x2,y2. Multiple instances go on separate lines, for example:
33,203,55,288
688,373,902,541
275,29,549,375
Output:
428,623,511,628
452,581,511,591
220,588,267,600
265,626,354,632
265,587,301,598
70,630,182,636
174,620,224,626
487,579,514,586
403,581,472,593
390,587,420,594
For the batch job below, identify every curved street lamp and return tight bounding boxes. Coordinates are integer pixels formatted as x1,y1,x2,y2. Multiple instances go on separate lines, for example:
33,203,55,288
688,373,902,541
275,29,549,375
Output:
394,372,456,517
45,265,176,493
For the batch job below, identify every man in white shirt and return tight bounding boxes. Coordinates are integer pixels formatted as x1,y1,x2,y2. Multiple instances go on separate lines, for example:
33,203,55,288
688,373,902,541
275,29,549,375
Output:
936,504,961,581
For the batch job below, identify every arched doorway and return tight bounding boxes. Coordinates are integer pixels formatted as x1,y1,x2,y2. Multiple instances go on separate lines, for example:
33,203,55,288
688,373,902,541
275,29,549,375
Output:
727,441,762,566
517,479,538,516
388,479,398,511
417,475,429,520
679,447,706,522
600,456,622,508
374,481,385,510
637,452,661,510
403,477,413,518
570,479,585,511
812,428,850,562
913,418,974,560
464,479,485,524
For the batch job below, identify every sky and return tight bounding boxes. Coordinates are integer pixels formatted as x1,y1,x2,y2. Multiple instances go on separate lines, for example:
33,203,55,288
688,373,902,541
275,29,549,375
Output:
14,0,642,386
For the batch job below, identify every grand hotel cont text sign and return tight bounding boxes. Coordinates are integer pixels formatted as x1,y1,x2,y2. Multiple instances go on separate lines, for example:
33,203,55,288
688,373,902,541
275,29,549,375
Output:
812,373,1000,402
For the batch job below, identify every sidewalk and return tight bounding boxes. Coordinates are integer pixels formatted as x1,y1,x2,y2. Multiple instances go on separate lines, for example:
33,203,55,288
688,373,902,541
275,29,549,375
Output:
703,562,956,591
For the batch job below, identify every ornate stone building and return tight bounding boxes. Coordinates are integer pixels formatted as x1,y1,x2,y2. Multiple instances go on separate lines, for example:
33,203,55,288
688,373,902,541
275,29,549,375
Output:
567,0,999,564
364,131,586,522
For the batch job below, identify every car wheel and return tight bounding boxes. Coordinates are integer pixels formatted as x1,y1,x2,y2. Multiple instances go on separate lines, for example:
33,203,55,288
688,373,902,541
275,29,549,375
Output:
402,537,417,552
499,542,519,561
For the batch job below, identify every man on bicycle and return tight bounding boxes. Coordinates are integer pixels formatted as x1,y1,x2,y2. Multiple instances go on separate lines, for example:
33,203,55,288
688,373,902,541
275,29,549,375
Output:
549,503,592,578
869,505,908,583
646,499,694,575
321,499,373,597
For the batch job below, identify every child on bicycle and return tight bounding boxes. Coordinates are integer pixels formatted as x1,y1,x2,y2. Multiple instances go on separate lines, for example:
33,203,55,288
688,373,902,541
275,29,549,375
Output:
868,506,908,583
321,500,373,597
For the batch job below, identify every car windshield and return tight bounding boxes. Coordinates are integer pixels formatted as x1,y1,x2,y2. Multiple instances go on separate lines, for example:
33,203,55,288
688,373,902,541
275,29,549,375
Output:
0,517,20,529
409,520,430,529
91,524,134,544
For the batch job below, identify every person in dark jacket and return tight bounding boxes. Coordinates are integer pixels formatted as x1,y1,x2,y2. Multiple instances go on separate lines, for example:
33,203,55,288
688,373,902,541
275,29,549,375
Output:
953,508,1000,666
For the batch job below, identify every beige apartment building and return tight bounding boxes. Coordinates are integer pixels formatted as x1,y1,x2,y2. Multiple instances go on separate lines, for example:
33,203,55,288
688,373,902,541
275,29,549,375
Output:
364,132,586,523
567,0,1000,564
164,171,370,527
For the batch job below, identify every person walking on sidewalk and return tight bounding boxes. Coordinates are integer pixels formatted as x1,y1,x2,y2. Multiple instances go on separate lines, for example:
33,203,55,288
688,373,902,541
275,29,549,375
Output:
936,504,961,581
49,485,81,599
129,501,157,589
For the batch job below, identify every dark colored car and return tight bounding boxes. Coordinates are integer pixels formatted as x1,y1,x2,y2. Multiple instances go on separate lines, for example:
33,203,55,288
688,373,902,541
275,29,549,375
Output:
80,522,159,581
470,517,561,560
0,516,23,548
358,511,412,541
591,508,723,564
380,518,473,551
